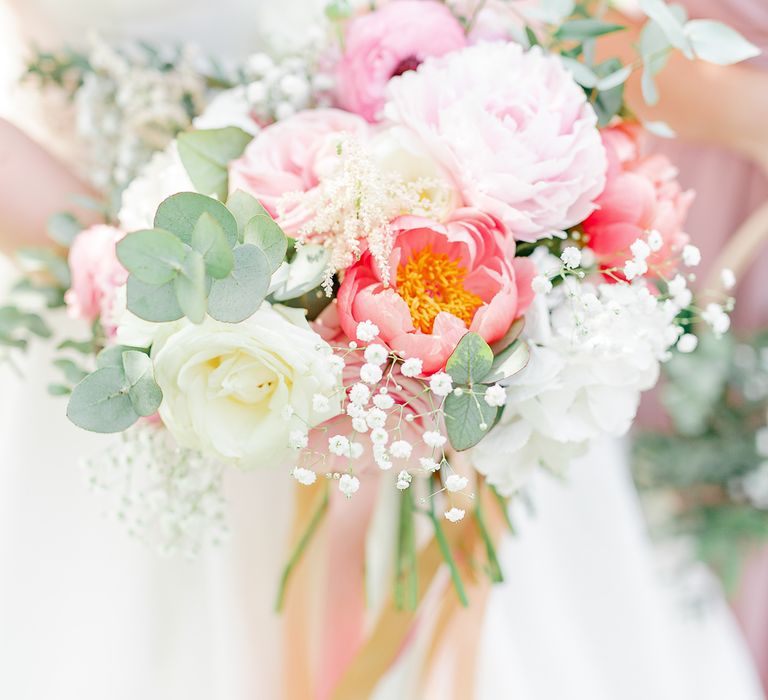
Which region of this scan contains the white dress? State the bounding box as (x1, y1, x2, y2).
(0, 2, 762, 699)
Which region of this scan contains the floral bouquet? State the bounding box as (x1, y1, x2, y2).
(4, 0, 758, 634)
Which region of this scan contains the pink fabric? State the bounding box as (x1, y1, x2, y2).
(640, 1, 768, 691)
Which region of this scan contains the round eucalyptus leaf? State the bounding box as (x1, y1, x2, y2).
(192, 212, 234, 279)
(116, 228, 187, 285)
(227, 189, 270, 241)
(126, 276, 184, 323)
(123, 350, 163, 417)
(66, 367, 139, 433)
(445, 332, 494, 386)
(244, 215, 287, 273)
(173, 249, 208, 324)
(443, 391, 500, 452)
(154, 192, 238, 247)
(208, 244, 270, 323)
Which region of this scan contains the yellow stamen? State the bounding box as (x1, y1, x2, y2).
(396, 246, 483, 333)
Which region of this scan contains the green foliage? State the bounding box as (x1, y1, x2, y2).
(443, 390, 500, 451)
(554, 19, 625, 41)
(117, 228, 188, 285)
(67, 346, 162, 433)
(0, 306, 51, 351)
(47, 212, 82, 247)
(154, 192, 238, 247)
(243, 215, 288, 274)
(685, 20, 761, 65)
(191, 212, 234, 279)
(207, 245, 270, 323)
(16, 247, 70, 288)
(126, 277, 184, 322)
(174, 249, 208, 323)
(485, 340, 530, 385)
(445, 333, 494, 386)
(177, 127, 253, 200)
(226, 189, 270, 242)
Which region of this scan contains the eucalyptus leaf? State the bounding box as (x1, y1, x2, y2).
(177, 127, 253, 200)
(639, 0, 691, 54)
(560, 56, 597, 88)
(227, 189, 270, 242)
(555, 19, 625, 41)
(641, 66, 660, 105)
(16, 248, 70, 287)
(0, 306, 51, 339)
(53, 358, 89, 384)
(122, 350, 163, 417)
(444, 391, 500, 451)
(596, 65, 632, 91)
(192, 212, 234, 279)
(97, 344, 148, 370)
(208, 244, 270, 323)
(174, 249, 207, 323)
(48, 383, 72, 396)
(644, 120, 676, 138)
(57, 338, 93, 354)
(66, 366, 139, 433)
(244, 215, 288, 273)
(116, 228, 187, 285)
(154, 192, 238, 247)
(126, 276, 184, 323)
(47, 212, 81, 247)
(270, 244, 330, 302)
(445, 332, 494, 386)
(490, 318, 525, 355)
(484, 340, 531, 385)
(685, 20, 760, 65)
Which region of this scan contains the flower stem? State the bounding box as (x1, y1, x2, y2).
(395, 488, 418, 610)
(428, 501, 469, 607)
(274, 483, 329, 612)
(474, 491, 504, 583)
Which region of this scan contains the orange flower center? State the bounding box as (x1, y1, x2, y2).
(396, 247, 483, 334)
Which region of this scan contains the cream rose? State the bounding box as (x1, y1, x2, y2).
(151, 303, 341, 467)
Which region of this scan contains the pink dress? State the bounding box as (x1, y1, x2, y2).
(652, 0, 768, 689)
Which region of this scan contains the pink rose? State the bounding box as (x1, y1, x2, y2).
(337, 208, 535, 373)
(65, 225, 127, 326)
(384, 42, 607, 241)
(582, 125, 694, 279)
(228, 109, 369, 235)
(335, 0, 467, 122)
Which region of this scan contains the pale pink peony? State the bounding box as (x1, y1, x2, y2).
(335, 0, 467, 123)
(384, 42, 607, 242)
(65, 225, 127, 325)
(337, 208, 535, 373)
(582, 124, 694, 279)
(228, 109, 369, 235)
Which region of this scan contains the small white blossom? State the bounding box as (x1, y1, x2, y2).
(390, 440, 413, 459)
(328, 435, 351, 457)
(373, 393, 395, 410)
(444, 508, 466, 523)
(375, 448, 393, 470)
(560, 246, 582, 269)
(360, 363, 384, 384)
(532, 274, 553, 295)
(312, 394, 331, 413)
(401, 357, 424, 377)
(668, 274, 687, 297)
(288, 430, 309, 450)
(350, 442, 365, 459)
(349, 383, 371, 405)
(676, 333, 698, 353)
(429, 372, 453, 397)
(445, 474, 469, 493)
(423, 430, 447, 448)
(365, 408, 387, 429)
(721, 268, 736, 291)
(364, 344, 389, 366)
(329, 355, 346, 376)
(352, 417, 369, 433)
(339, 474, 360, 497)
(623, 258, 647, 280)
(347, 403, 366, 419)
(396, 470, 412, 490)
(630, 238, 651, 261)
(419, 457, 441, 472)
(701, 303, 731, 337)
(682, 244, 701, 267)
(484, 384, 507, 407)
(648, 230, 663, 252)
(281, 406, 295, 420)
(370, 428, 389, 445)
(580, 247, 596, 268)
(275, 101, 296, 121)
(247, 52, 274, 75)
(292, 467, 317, 486)
(356, 320, 380, 342)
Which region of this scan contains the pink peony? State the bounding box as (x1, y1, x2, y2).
(582, 125, 694, 279)
(337, 208, 535, 373)
(228, 109, 369, 235)
(384, 42, 607, 241)
(65, 225, 127, 325)
(335, 0, 467, 123)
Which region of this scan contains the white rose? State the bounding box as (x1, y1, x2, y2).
(152, 303, 341, 467)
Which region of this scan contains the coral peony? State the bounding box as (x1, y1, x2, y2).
(582, 125, 693, 279)
(335, 0, 467, 122)
(65, 225, 128, 326)
(337, 208, 534, 373)
(228, 109, 369, 235)
(384, 42, 607, 241)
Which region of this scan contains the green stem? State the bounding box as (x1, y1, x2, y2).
(428, 502, 469, 607)
(490, 484, 516, 534)
(395, 488, 418, 610)
(274, 483, 329, 612)
(474, 494, 504, 584)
